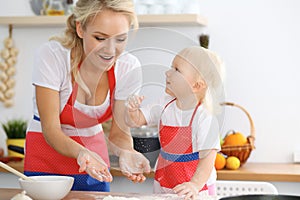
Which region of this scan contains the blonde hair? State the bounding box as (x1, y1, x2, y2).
(177, 46, 225, 115)
(51, 0, 138, 92)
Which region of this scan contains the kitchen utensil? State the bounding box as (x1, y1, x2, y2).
(29, 0, 44, 15)
(220, 194, 300, 200)
(19, 175, 74, 200)
(131, 125, 160, 168)
(0, 161, 33, 181)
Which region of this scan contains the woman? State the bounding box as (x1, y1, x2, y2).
(24, 0, 150, 191)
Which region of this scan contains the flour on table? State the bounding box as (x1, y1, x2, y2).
(103, 194, 218, 200)
(103, 195, 165, 200)
(103, 196, 140, 200)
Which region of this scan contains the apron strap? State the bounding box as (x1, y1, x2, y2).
(159, 98, 202, 127)
(188, 101, 201, 127)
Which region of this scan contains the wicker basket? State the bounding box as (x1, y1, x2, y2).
(220, 102, 256, 165)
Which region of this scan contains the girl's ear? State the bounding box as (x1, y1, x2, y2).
(76, 22, 83, 38)
(193, 80, 207, 92)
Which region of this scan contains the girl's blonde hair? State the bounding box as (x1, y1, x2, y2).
(51, 0, 138, 92)
(178, 46, 225, 115)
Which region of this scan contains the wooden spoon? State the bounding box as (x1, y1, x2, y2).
(0, 161, 34, 181)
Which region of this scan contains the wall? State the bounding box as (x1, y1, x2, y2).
(1, 0, 300, 196)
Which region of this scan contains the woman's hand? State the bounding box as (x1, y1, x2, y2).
(119, 149, 151, 183)
(173, 181, 199, 200)
(77, 148, 113, 182)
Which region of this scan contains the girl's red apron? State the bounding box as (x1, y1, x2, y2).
(155, 99, 208, 192)
(24, 66, 115, 191)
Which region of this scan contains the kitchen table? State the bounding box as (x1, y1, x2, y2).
(2, 161, 300, 182)
(0, 188, 219, 200)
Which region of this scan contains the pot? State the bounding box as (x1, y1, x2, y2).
(131, 126, 160, 168)
(220, 195, 300, 200)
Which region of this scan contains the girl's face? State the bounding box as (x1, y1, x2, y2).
(165, 55, 201, 98)
(76, 9, 130, 71)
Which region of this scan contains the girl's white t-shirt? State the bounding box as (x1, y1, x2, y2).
(28, 40, 142, 136)
(140, 94, 221, 186)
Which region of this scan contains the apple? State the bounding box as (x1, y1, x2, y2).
(219, 135, 224, 146)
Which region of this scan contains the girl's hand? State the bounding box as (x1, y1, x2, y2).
(125, 94, 144, 112)
(77, 148, 113, 182)
(173, 182, 199, 200)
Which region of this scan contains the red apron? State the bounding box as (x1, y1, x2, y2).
(155, 99, 208, 192)
(24, 66, 115, 191)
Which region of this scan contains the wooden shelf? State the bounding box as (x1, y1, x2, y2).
(0, 14, 207, 27)
(216, 162, 300, 182)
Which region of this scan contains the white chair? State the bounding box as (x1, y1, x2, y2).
(216, 180, 278, 197)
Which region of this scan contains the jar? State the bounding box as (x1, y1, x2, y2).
(46, 0, 65, 16)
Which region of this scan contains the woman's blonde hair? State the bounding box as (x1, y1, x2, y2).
(51, 0, 138, 91)
(177, 46, 225, 115)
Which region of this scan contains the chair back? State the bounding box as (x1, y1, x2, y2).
(216, 180, 278, 197)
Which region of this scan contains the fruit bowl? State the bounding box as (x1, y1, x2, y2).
(220, 102, 256, 165)
(19, 175, 74, 200)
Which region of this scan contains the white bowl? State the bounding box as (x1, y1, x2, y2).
(19, 175, 74, 200)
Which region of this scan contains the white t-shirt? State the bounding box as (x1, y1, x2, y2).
(28, 40, 142, 136)
(140, 94, 220, 185)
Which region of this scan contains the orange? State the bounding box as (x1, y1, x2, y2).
(223, 131, 247, 146)
(215, 153, 226, 170)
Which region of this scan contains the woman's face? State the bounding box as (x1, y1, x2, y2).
(77, 9, 130, 71)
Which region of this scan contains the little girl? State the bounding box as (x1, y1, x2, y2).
(125, 46, 225, 200)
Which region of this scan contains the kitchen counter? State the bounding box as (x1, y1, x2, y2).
(1, 160, 300, 182)
(0, 188, 218, 200)
(0, 189, 150, 200)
